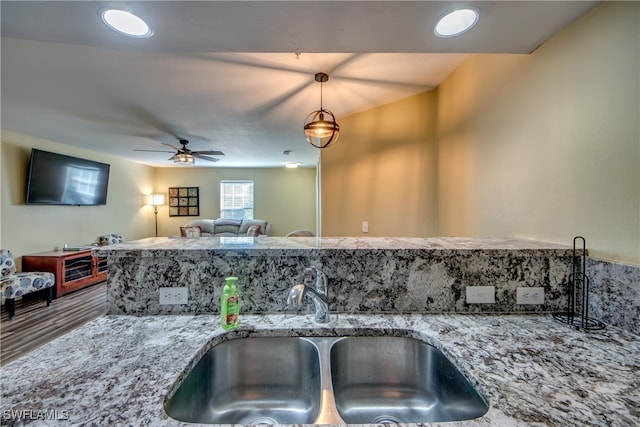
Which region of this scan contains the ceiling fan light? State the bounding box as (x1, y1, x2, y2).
(101, 9, 153, 38)
(174, 153, 194, 164)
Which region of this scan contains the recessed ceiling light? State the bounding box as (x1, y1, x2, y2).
(285, 162, 301, 169)
(435, 8, 479, 38)
(101, 9, 153, 38)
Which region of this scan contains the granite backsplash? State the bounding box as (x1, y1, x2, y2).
(586, 257, 639, 335)
(102, 237, 571, 313)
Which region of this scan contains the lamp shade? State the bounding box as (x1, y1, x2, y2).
(146, 193, 165, 206)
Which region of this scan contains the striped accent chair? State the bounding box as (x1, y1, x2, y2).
(1, 249, 55, 319)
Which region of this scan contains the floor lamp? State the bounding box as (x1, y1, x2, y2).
(146, 194, 165, 237)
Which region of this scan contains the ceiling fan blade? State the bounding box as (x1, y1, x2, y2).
(137, 137, 221, 163)
(161, 142, 181, 151)
(193, 150, 224, 156)
(193, 154, 220, 162)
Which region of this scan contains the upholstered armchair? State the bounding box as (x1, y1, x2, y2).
(1, 249, 55, 319)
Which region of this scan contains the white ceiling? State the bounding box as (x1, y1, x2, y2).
(1, 1, 598, 168)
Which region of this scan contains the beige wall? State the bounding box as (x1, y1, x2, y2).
(1, 130, 156, 262)
(321, 90, 439, 236)
(154, 167, 317, 237)
(322, 2, 639, 265)
(437, 1, 639, 264)
(1, 129, 317, 263)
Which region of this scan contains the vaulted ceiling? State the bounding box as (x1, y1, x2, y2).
(1, 1, 598, 167)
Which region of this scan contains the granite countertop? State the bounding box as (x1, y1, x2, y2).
(94, 236, 576, 257)
(1, 314, 638, 426)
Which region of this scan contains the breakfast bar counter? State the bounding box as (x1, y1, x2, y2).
(95, 237, 578, 316)
(1, 313, 638, 426)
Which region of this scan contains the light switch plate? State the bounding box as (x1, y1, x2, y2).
(466, 286, 495, 304)
(159, 287, 188, 305)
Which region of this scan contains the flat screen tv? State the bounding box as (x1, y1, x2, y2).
(26, 149, 110, 206)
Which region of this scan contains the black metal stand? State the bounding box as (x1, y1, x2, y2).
(553, 236, 605, 331)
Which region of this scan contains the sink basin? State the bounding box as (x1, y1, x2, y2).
(165, 337, 321, 424)
(166, 335, 488, 424)
(330, 336, 489, 424)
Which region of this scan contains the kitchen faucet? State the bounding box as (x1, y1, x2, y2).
(286, 267, 329, 323)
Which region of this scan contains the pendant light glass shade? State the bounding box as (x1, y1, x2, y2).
(304, 108, 340, 148)
(304, 73, 340, 149)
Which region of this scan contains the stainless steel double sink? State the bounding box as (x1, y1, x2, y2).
(165, 336, 489, 425)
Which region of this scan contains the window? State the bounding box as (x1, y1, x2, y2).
(220, 181, 254, 219)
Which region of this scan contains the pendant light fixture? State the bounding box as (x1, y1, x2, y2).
(304, 72, 340, 149)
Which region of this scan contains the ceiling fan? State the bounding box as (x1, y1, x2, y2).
(134, 139, 224, 164)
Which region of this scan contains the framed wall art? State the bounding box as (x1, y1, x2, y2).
(168, 187, 199, 217)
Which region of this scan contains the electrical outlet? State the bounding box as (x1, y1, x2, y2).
(362, 221, 369, 233)
(466, 286, 495, 304)
(159, 287, 188, 305)
(516, 287, 544, 305)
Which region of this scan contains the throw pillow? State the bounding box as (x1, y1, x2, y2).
(246, 225, 261, 237)
(99, 233, 123, 245)
(180, 226, 201, 238)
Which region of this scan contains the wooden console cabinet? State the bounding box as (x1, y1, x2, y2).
(22, 249, 107, 298)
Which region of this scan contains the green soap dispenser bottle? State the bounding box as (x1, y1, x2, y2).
(220, 276, 239, 330)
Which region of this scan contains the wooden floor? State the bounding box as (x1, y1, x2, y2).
(1, 282, 107, 367)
